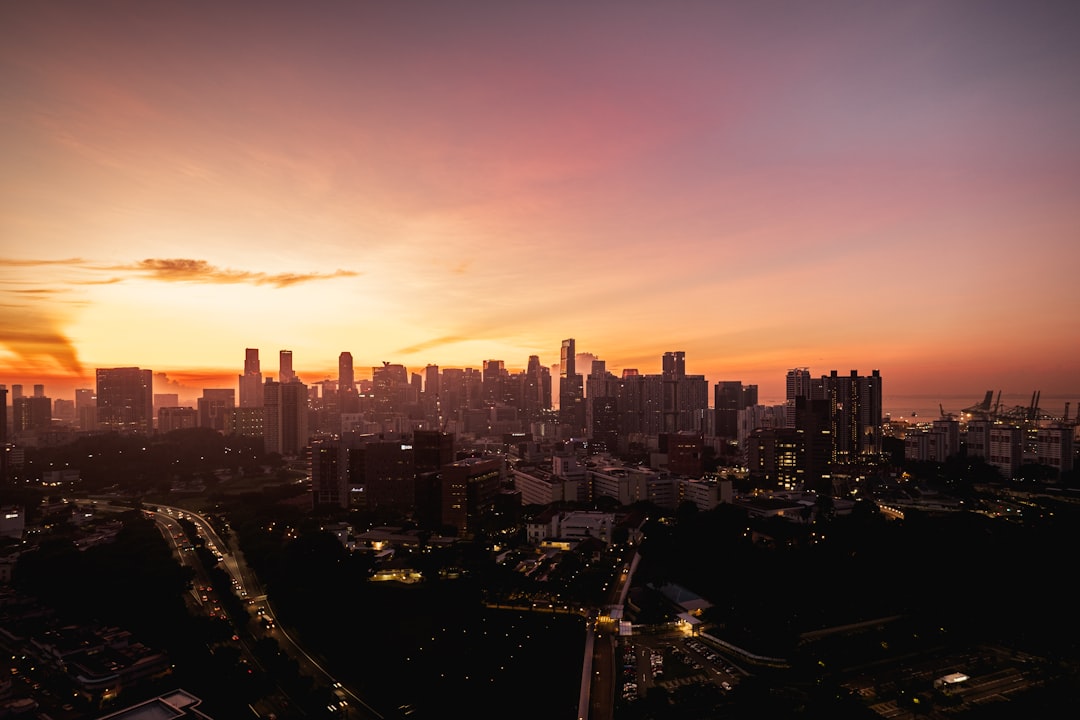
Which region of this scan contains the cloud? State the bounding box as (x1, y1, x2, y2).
(0, 320, 84, 375)
(0, 256, 355, 375)
(393, 335, 475, 356)
(110, 259, 359, 287)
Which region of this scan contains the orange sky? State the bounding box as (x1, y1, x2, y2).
(2, 1, 1078, 410)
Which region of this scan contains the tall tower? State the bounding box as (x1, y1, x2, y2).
(785, 368, 812, 428)
(279, 350, 295, 383)
(96, 367, 154, 433)
(263, 378, 309, 456)
(338, 352, 355, 393)
(0, 385, 8, 481)
(662, 351, 686, 378)
(559, 339, 584, 438)
(338, 351, 359, 414)
(239, 349, 263, 408)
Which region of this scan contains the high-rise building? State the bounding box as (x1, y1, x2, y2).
(238, 349, 263, 408)
(785, 368, 812, 428)
(96, 367, 154, 433)
(339, 352, 359, 414)
(75, 388, 96, 432)
(659, 351, 708, 434)
(159, 406, 198, 433)
(1037, 425, 1074, 476)
(263, 378, 309, 456)
(413, 430, 455, 474)
(482, 360, 507, 404)
(0, 386, 8, 482)
(372, 362, 409, 420)
(523, 355, 551, 423)
(279, 350, 295, 383)
(198, 389, 235, 432)
(662, 351, 686, 378)
(441, 457, 504, 538)
(559, 339, 585, 438)
(821, 369, 882, 461)
(13, 395, 52, 433)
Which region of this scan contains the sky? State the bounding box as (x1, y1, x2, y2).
(2, 0, 1079, 411)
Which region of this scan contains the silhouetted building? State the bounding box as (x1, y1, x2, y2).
(96, 367, 154, 433)
(715, 381, 756, 440)
(339, 351, 359, 414)
(822, 369, 883, 461)
(238, 348, 263, 408)
(13, 394, 51, 433)
(159, 406, 198, 433)
(441, 457, 504, 538)
(0, 386, 7, 481)
(414, 430, 455, 474)
(785, 368, 812, 428)
(74, 388, 96, 431)
(194, 388, 233, 432)
(263, 378, 308, 456)
(666, 431, 705, 476)
(279, 349, 295, 383)
(559, 338, 585, 438)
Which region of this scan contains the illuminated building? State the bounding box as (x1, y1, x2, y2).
(785, 368, 812, 428)
(559, 338, 585, 438)
(95, 367, 154, 433)
(263, 378, 309, 456)
(158, 406, 197, 433)
(13, 394, 51, 433)
(441, 457, 504, 538)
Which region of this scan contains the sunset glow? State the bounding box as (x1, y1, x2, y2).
(2, 1, 1078, 408)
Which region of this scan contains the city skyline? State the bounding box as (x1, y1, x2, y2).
(3, 2, 1079, 405)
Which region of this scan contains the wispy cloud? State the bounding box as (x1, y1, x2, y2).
(394, 335, 475, 356)
(0, 256, 358, 375)
(105, 258, 359, 287)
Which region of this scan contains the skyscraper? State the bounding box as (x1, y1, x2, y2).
(821, 369, 882, 461)
(239, 349, 263, 408)
(0, 386, 8, 482)
(785, 368, 812, 428)
(279, 350, 295, 383)
(559, 339, 585, 438)
(96, 367, 154, 433)
(263, 377, 309, 456)
(198, 389, 235, 432)
(339, 352, 359, 414)
(338, 352, 355, 392)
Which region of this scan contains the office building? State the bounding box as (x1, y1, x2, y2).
(96, 367, 154, 433)
(559, 338, 585, 438)
(0, 386, 7, 481)
(13, 394, 52, 433)
(785, 368, 812, 428)
(339, 351, 359, 414)
(158, 406, 198, 433)
(441, 457, 504, 538)
(197, 389, 235, 432)
(238, 348, 263, 408)
(263, 378, 309, 456)
(279, 349, 295, 383)
(821, 369, 883, 461)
